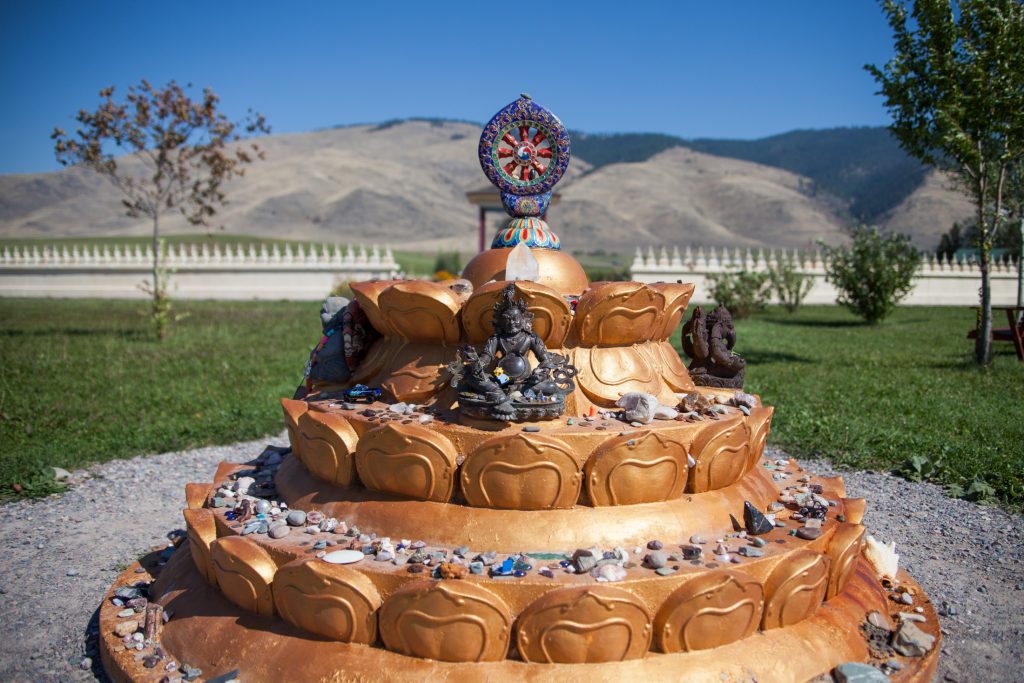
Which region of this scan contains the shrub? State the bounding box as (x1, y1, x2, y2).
(706, 270, 771, 319)
(329, 280, 353, 299)
(432, 270, 458, 281)
(821, 226, 919, 324)
(767, 257, 814, 313)
(583, 265, 630, 282)
(433, 251, 462, 276)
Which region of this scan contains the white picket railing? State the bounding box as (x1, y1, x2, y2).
(630, 246, 1021, 306)
(0, 242, 401, 300)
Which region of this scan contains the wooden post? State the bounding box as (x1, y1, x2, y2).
(479, 206, 486, 253)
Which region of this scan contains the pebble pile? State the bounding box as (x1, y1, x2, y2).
(202, 445, 855, 588)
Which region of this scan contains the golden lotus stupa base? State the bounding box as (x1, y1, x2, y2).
(97, 95, 942, 680)
(461, 247, 590, 296)
(99, 457, 942, 683)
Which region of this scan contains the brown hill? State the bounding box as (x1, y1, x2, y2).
(877, 169, 974, 245)
(0, 121, 972, 251)
(556, 147, 848, 249)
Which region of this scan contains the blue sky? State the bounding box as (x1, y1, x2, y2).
(0, 1, 898, 174)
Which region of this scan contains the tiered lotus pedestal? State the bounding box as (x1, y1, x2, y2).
(97, 93, 939, 680)
(98, 380, 940, 682)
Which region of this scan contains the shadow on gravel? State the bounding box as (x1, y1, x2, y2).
(86, 607, 111, 682)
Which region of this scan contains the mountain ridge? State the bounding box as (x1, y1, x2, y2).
(0, 119, 974, 251)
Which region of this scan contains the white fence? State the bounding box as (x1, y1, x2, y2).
(630, 246, 1021, 306)
(0, 242, 401, 300)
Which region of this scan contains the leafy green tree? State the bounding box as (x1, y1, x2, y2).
(866, 0, 1024, 362)
(821, 226, 920, 324)
(52, 81, 269, 339)
(706, 270, 771, 319)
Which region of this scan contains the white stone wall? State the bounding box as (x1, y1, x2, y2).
(0, 243, 401, 300)
(630, 246, 1020, 306)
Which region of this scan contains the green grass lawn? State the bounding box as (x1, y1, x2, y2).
(669, 305, 1023, 507)
(0, 298, 318, 497)
(1, 299, 1021, 507)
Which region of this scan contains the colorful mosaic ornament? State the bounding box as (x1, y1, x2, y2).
(500, 191, 551, 218)
(491, 217, 561, 250)
(478, 95, 571, 198)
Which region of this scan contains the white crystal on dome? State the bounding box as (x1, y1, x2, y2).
(864, 535, 899, 581)
(505, 242, 539, 281)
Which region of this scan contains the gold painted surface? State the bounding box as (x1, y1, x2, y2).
(585, 431, 690, 506)
(688, 416, 751, 493)
(378, 281, 462, 344)
(350, 280, 398, 336)
(349, 336, 401, 386)
(296, 411, 359, 486)
(275, 453, 781, 551)
(280, 397, 308, 460)
(212, 461, 249, 485)
(183, 482, 211, 510)
(102, 550, 941, 682)
(574, 346, 671, 406)
(183, 508, 217, 586)
(762, 549, 830, 630)
(462, 280, 572, 347)
(746, 406, 774, 471)
(649, 282, 695, 341)
(379, 580, 512, 662)
(460, 433, 580, 510)
(515, 586, 652, 663)
(210, 536, 277, 617)
(461, 248, 590, 297)
(355, 422, 458, 502)
(844, 498, 867, 525)
(643, 340, 696, 393)
(310, 393, 731, 472)
(273, 557, 382, 643)
(574, 282, 666, 346)
(820, 475, 847, 499)
(378, 342, 455, 404)
(654, 569, 764, 653)
(826, 523, 867, 600)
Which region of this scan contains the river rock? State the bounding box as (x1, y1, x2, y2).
(571, 548, 598, 574)
(286, 510, 307, 527)
(834, 662, 889, 682)
(743, 501, 774, 535)
(268, 524, 290, 539)
(113, 621, 139, 637)
(321, 550, 365, 565)
(644, 551, 668, 569)
(615, 392, 660, 424)
(591, 564, 627, 582)
(680, 545, 703, 560)
(892, 621, 935, 657)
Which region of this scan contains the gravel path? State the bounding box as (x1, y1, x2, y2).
(0, 439, 1020, 683)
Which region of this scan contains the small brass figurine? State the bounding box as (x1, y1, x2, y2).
(681, 305, 746, 389)
(450, 284, 576, 421)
